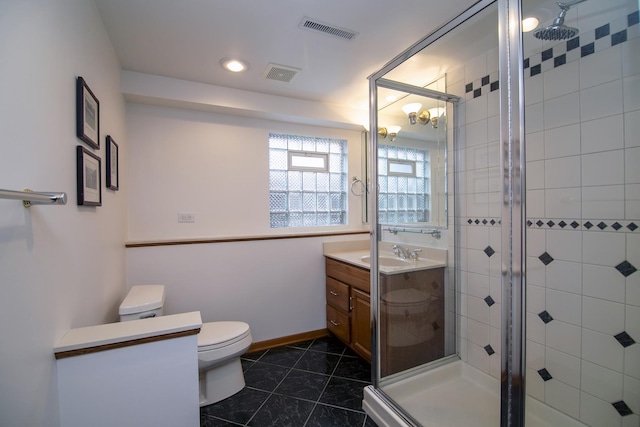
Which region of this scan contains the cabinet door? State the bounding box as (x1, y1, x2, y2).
(350, 288, 371, 361)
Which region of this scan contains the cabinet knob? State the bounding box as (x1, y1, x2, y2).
(329, 320, 341, 327)
(329, 290, 339, 296)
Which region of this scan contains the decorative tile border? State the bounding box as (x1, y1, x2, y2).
(462, 217, 639, 233)
(526, 218, 638, 233)
(464, 72, 500, 101)
(462, 217, 501, 226)
(524, 10, 639, 79)
(458, 10, 639, 101)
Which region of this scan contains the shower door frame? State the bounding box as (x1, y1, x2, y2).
(367, 0, 529, 425)
(499, 0, 526, 425)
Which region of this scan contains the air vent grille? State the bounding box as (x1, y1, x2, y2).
(262, 64, 300, 83)
(299, 17, 358, 40)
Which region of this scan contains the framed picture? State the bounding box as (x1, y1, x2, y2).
(76, 146, 102, 206)
(76, 76, 100, 149)
(106, 135, 119, 190)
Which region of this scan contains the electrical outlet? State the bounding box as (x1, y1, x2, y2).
(178, 212, 195, 223)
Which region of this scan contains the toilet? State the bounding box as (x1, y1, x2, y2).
(119, 285, 252, 407)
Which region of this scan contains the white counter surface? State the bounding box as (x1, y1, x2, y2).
(323, 240, 446, 274)
(54, 311, 202, 354)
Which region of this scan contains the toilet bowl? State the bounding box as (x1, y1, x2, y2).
(119, 285, 252, 407)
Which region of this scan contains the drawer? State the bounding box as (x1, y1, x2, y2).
(326, 277, 350, 312)
(326, 258, 370, 292)
(326, 304, 350, 343)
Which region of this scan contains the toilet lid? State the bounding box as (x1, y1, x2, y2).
(198, 321, 250, 350)
(119, 285, 165, 315)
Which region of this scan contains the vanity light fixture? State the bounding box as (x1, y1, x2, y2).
(401, 103, 422, 125)
(378, 125, 401, 142)
(401, 102, 431, 126)
(387, 125, 401, 142)
(220, 58, 249, 73)
(427, 107, 446, 129)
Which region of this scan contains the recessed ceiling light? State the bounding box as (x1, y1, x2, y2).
(220, 58, 249, 73)
(522, 17, 540, 32)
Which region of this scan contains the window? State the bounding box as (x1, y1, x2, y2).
(378, 144, 430, 223)
(387, 159, 416, 176)
(288, 151, 328, 171)
(269, 133, 347, 228)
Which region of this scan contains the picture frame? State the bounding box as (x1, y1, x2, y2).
(76, 146, 102, 206)
(76, 76, 100, 149)
(106, 135, 119, 191)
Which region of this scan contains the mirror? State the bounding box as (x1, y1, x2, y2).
(375, 76, 450, 228)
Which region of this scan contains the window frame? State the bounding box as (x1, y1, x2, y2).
(378, 143, 432, 224)
(387, 159, 416, 177)
(268, 133, 348, 229)
(287, 150, 329, 172)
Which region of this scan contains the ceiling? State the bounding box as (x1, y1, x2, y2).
(93, 0, 479, 117)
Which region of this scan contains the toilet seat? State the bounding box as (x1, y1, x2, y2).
(197, 321, 251, 352)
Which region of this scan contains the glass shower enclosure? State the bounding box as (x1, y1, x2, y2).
(363, 0, 638, 426)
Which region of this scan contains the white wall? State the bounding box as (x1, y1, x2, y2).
(126, 235, 367, 342)
(0, 1, 127, 426)
(57, 335, 199, 427)
(126, 103, 365, 240)
(125, 103, 368, 341)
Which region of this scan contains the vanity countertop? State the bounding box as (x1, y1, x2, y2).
(323, 240, 447, 275)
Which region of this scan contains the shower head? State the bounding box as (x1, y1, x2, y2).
(534, 0, 587, 41)
(534, 22, 578, 41)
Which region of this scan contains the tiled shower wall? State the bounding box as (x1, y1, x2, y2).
(523, 2, 639, 426)
(450, 1, 639, 427)
(449, 41, 503, 379)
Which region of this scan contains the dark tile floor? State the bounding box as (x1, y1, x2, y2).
(200, 335, 378, 427)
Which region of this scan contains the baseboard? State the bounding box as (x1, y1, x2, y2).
(247, 328, 329, 353)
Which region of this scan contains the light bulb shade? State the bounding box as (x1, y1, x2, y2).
(401, 103, 422, 115)
(428, 107, 445, 118)
(386, 125, 401, 142)
(522, 16, 540, 32)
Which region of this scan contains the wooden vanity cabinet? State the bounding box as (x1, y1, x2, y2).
(325, 257, 371, 361)
(379, 267, 445, 376)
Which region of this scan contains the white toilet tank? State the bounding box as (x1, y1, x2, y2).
(119, 285, 166, 322)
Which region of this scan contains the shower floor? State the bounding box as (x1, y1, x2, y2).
(363, 360, 587, 427)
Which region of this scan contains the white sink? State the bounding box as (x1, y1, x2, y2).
(360, 256, 412, 267)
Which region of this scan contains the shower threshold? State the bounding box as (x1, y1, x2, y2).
(363, 360, 587, 427)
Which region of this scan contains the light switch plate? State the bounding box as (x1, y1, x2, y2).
(178, 212, 195, 223)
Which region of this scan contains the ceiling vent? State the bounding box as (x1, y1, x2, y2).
(262, 63, 301, 83)
(298, 17, 358, 41)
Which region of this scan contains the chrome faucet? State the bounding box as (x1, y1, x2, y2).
(393, 245, 422, 261)
(392, 245, 409, 259)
